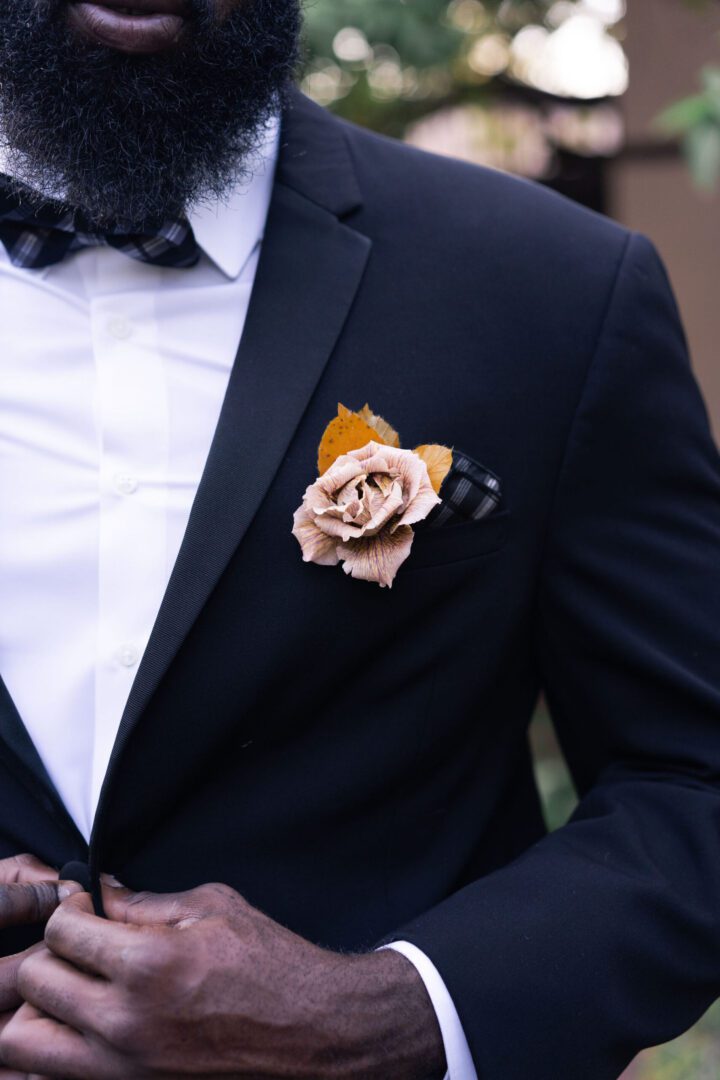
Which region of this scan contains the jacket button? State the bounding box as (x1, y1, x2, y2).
(59, 861, 93, 893)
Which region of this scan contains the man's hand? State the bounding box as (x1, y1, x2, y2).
(0, 853, 82, 1079)
(0, 854, 78, 1015)
(0, 878, 446, 1079)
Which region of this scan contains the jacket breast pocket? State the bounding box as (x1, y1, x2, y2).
(406, 509, 510, 570)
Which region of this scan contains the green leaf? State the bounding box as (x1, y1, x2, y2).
(655, 94, 712, 134)
(700, 66, 720, 120)
(686, 122, 720, 191)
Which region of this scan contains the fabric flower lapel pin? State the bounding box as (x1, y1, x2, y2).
(292, 403, 452, 588)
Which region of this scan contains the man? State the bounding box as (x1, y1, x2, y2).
(0, 0, 718, 1076)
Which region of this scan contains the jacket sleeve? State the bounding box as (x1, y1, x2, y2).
(388, 233, 720, 1079)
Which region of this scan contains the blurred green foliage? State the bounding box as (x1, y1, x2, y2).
(304, 0, 463, 70)
(657, 66, 720, 191)
(655, 0, 720, 190)
(303, 0, 720, 189)
(304, 0, 562, 66)
(301, 0, 588, 135)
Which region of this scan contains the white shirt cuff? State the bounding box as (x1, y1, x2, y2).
(379, 940, 478, 1080)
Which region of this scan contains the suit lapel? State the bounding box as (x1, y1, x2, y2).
(100, 94, 371, 791)
(0, 677, 86, 845)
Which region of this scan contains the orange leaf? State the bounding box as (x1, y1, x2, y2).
(357, 404, 401, 449)
(317, 403, 385, 475)
(413, 444, 453, 494)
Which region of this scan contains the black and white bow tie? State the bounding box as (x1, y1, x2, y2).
(0, 179, 200, 270)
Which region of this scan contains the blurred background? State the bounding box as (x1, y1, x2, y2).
(301, 2, 720, 1076)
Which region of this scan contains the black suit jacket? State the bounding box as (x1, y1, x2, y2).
(2, 89, 720, 1079)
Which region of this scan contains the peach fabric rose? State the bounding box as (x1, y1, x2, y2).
(292, 441, 441, 587)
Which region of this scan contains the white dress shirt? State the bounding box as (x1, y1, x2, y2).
(0, 118, 475, 1080)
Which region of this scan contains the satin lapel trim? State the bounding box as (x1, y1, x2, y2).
(102, 182, 371, 784)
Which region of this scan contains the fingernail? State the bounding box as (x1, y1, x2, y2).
(58, 881, 84, 899)
(100, 872, 124, 888)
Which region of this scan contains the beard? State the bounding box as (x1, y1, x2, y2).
(0, 0, 301, 228)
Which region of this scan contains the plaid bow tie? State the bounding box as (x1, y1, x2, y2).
(0, 181, 200, 270)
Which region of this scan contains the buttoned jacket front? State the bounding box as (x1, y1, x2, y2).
(1, 90, 719, 1080)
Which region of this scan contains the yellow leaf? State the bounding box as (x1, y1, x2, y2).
(317, 403, 385, 475)
(357, 404, 401, 449)
(414, 444, 453, 494)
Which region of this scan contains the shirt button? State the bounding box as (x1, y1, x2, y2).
(117, 644, 139, 668)
(113, 472, 138, 496)
(107, 316, 132, 340)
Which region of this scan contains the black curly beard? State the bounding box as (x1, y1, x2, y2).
(0, 0, 301, 228)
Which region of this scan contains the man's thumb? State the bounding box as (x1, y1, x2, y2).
(100, 875, 206, 927)
(0, 880, 83, 929)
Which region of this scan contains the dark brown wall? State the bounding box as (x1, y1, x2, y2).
(611, 0, 720, 439)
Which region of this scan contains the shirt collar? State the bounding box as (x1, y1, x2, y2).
(0, 113, 281, 282)
(187, 114, 280, 280)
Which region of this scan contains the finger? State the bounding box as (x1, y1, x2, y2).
(0, 1010, 51, 1080)
(0, 1073, 51, 1079)
(0, 1012, 35, 1080)
(0, 1073, 54, 1080)
(0, 855, 58, 887)
(17, 948, 109, 1036)
(0, 1074, 52, 1080)
(0, 1028, 51, 1080)
(44, 893, 142, 979)
(101, 875, 199, 926)
(0, 1007, 88, 1080)
(0, 1003, 119, 1080)
(0, 880, 82, 932)
(0, 942, 47, 1013)
(101, 875, 234, 927)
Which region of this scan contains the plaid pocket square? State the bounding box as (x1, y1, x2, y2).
(425, 450, 502, 528)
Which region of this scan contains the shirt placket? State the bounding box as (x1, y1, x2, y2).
(90, 274, 170, 822)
